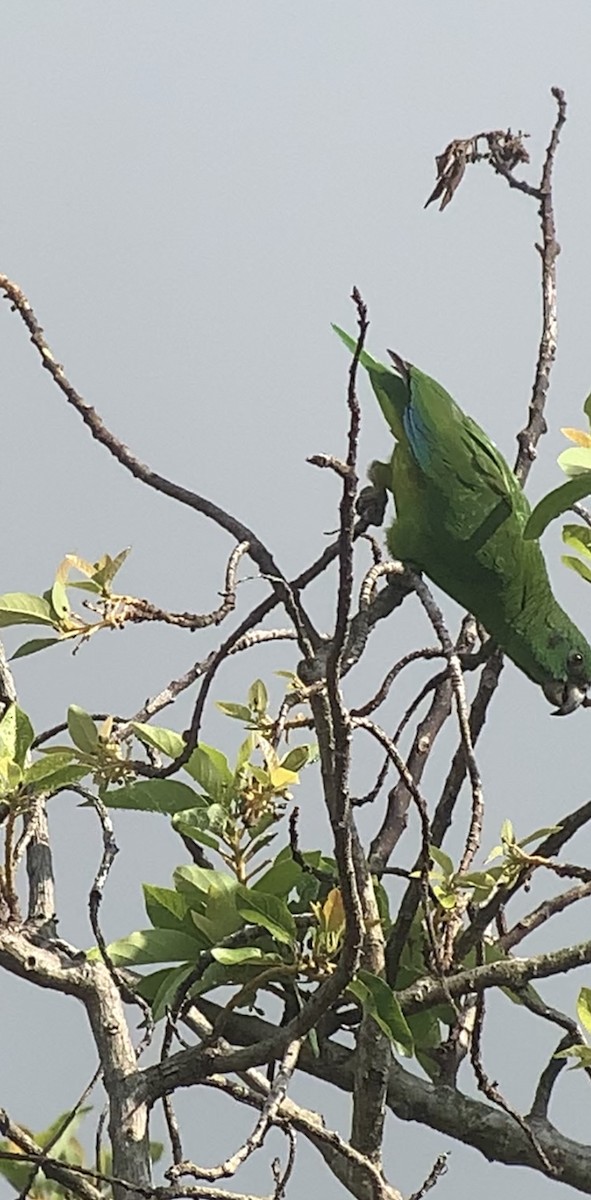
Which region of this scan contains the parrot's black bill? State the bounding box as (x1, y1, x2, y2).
(542, 680, 589, 716)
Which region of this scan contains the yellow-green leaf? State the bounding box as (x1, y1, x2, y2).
(561, 427, 591, 447)
(0, 593, 56, 628)
(557, 447, 591, 477)
(269, 766, 298, 792)
(67, 705, 98, 754)
(248, 679, 268, 717)
(562, 555, 591, 584)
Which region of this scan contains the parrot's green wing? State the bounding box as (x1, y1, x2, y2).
(333, 323, 591, 712)
(334, 325, 530, 540)
(404, 365, 529, 526)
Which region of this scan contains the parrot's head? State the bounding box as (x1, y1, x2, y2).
(538, 623, 591, 715)
(506, 604, 591, 714)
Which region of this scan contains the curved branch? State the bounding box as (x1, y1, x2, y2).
(0, 275, 315, 657)
(398, 937, 591, 1013)
(194, 1000, 591, 1194)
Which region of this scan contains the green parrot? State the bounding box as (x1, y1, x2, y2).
(334, 327, 591, 714)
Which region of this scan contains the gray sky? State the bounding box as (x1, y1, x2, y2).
(2, 4, 591, 1197)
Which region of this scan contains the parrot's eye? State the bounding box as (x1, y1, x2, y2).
(567, 650, 587, 682)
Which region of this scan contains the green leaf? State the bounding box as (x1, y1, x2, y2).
(211, 946, 267, 965)
(524, 476, 591, 539)
(455, 870, 498, 901)
(143, 885, 192, 932)
(557, 447, 591, 477)
(0, 593, 57, 628)
(349, 970, 414, 1056)
(555, 1043, 591, 1068)
(0, 1149, 34, 1191)
(67, 705, 98, 754)
(235, 733, 256, 770)
(244, 829, 277, 860)
(0, 756, 22, 790)
(24, 758, 89, 791)
(0, 704, 34, 767)
(407, 1008, 443, 1052)
(11, 636, 61, 660)
(248, 810, 277, 842)
(562, 555, 591, 584)
(89, 928, 204, 966)
(216, 702, 252, 722)
(306, 1025, 320, 1058)
(34, 745, 77, 756)
(69, 578, 103, 594)
(25, 751, 77, 780)
(135, 964, 195, 1020)
(184, 744, 234, 801)
(131, 722, 185, 759)
(39, 1108, 91, 1152)
(429, 845, 455, 878)
(275, 669, 302, 684)
(433, 887, 458, 911)
(191, 906, 241, 945)
(92, 547, 131, 589)
(373, 879, 392, 933)
(248, 679, 268, 717)
(150, 963, 196, 1020)
(251, 850, 303, 898)
(562, 524, 591, 559)
(280, 744, 313, 773)
(577, 986, 591, 1034)
(200, 877, 242, 938)
(102, 779, 200, 814)
(517, 825, 561, 848)
(39, 766, 91, 792)
(206, 801, 228, 835)
(172, 810, 221, 851)
(235, 886, 296, 946)
(51, 578, 70, 620)
(174, 865, 235, 911)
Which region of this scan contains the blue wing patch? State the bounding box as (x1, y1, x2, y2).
(402, 402, 432, 472)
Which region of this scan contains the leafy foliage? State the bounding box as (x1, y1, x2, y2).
(524, 395, 591, 564)
(0, 1108, 161, 1199)
(0, 550, 131, 659)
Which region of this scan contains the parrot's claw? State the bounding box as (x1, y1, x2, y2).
(356, 483, 388, 527)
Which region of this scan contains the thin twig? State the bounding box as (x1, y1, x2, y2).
(72, 786, 153, 1040)
(500, 880, 591, 951)
(470, 990, 556, 1175)
(407, 1152, 449, 1200)
(115, 540, 250, 630)
(166, 1040, 302, 1183)
(351, 646, 443, 720)
(325, 286, 367, 701)
(515, 88, 567, 483)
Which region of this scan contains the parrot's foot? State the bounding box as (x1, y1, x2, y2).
(356, 482, 388, 527)
(367, 458, 392, 491)
(458, 638, 497, 673)
(357, 459, 391, 526)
